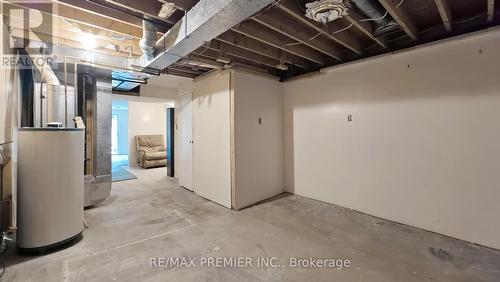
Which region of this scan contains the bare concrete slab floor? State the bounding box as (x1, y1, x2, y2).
(3, 167, 500, 281)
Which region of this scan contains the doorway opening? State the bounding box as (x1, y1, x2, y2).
(111, 100, 135, 182)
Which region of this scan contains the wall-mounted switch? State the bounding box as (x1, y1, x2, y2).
(347, 115, 352, 122)
(258, 117, 262, 125)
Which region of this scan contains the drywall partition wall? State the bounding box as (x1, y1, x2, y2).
(232, 71, 285, 210)
(140, 83, 178, 100)
(193, 71, 232, 208)
(283, 28, 500, 249)
(127, 101, 168, 167)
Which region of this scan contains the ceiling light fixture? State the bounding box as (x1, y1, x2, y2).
(305, 0, 350, 24)
(80, 33, 97, 49)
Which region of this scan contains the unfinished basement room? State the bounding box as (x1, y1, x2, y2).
(1, 0, 500, 281)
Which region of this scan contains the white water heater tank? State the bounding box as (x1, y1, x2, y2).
(17, 128, 84, 252)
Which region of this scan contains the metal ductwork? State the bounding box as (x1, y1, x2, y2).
(141, 0, 275, 70)
(350, 0, 399, 35)
(139, 19, 158, 61)
(139, 3, 176, 61)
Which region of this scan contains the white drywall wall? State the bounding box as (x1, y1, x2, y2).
(140, 83, 178, 100)
(233, 71, 285, 209)
(140, 74, 192, 100)
(283, 28, 500, 249)
(192, 71, 232, 208)
(127, 100, 169, 167)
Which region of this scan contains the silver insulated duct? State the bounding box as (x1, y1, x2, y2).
(139, 19, 158, 61)
(350, 0, 398, 35)
(143, 0, 274, 70)
(140, 3, 176, 61)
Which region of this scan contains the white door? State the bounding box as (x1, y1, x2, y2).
(180, 92, 193, 190)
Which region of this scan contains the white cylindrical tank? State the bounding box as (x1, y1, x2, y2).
(17, 128, 84, 251)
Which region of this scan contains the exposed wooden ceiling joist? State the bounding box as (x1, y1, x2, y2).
(232, 21, 329, 65)
(345, 10, 387, 48)
(167, 66, 204, 75)
(252, 13, 343, 60)
(158, 0, 199, 12)
(216, 31, 313, 69)
(9, 0, 497, 81)
(56, 0, 142, 27)
(377, 0, 418, 40)
(183, 55, 225, 69)
(4, 2, 142, 57)
(434, 0, 453, 31)
(178, 64, 212, 72)
(209, 41, 288, 70)
(63, 1, 170, 33)
(276, 0, 363, 54)
(192, 49, 283, 77)
(487, 0, 495, 22)
(212, 40, 290, 70)
(103, 0, 177, 25)
(8, 22, 136, 58)
(15, 1, 144, 38)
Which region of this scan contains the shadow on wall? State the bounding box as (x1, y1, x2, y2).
(287, 43, 495, 108)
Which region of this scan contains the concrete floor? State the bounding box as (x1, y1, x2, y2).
(3, 167, 500, 281)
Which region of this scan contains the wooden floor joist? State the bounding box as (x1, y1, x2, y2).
(232, 21, 329, 65)
(377, 0, 418, 40)
(345, 10, 387, 48)
(7, 0, 498, 80)
(488, 0, 496, 22)
(252, 13, 343, 60)
(276, 0, 364, 54)
(434, 0, 453, 31)
(216, 31, 313, 69)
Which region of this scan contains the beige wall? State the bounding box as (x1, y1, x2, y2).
(193, 71, 232, 208)
(140, 83, 178, 100)
(283, 28, 500, 249)
(233, 71, 285, 209)
(182, 70, 285, 209)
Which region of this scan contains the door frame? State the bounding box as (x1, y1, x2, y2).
(179, 91, 193, 191)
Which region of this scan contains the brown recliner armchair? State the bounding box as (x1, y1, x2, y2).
(135, 135, 167, 168)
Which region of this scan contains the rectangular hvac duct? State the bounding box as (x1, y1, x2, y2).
(144, 0, 275, 70)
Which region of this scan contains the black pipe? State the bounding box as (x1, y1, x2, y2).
(17, 49, 35, 128)
(112, 78, 148, 84)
